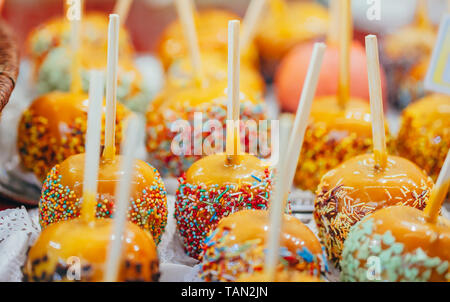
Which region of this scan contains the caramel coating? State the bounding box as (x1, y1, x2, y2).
(294, 96, 392, 191)
(39, 153, 168, 243)
(397, 94, 450, 181)
(314, 153, 434, 266)
(166, 53, 265, 99)
(18, 92, 128, 181)
(200, 209, 327, 282)
(157, 9, 259, 69)
(23, 218, 159, 282)
(342, 206, 450, 282)
(185, 153, 268, 187)
(255, 1, 328, 65)
(175, 154, 273, 259)
(384, 26, 436, 62)
(27, 13, 134, 74)
(146, 81, 268, 178)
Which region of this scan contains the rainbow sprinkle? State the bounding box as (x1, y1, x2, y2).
(39, 165, 168, 244)
(175, 168, 273, 259)
(146, 99, 268, 178)
(199, 226, 328, 282)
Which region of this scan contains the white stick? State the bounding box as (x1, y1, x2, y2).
(240, 0, 267, 51)
(174, 0, 203, 83)
(104, 14, 120, 161)
(365, 35, 387, 169)
(281, 43, 326, 202)
(226, 20, 241, 159)
(265, 43, 326, 280)
(114, 0, 133, 24)
(424, 149, 450, 222)
(265, 115, 291, 279)
(81, 71, 104, 222)
(434, 150, 450, 198)
(104, 115, 142, 282)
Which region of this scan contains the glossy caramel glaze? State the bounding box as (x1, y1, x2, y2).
(27, 13, 134, 70)
(18, 91, 128, 181)
(309, 96, 373, 137)
(384, 25, 436, 62)
(39, 154, 168, 243)
(146, 82, 268, 178)
(294, 96, 392, 191)
(23, 218, 159, 282)
(256, 1, 329, 63)
(185, 153, 269, 187)
(213, 209, 322, 254)
(342, 206, 450, 281)
(58, 154, 163, 200)
(157, 9, 259, 69)
(314, 153, 434, 266)
(175, 154, 273, 259)
(166, 52, 265, 99)
(200, 209, 328, 282)
(397, 94, 450, 181)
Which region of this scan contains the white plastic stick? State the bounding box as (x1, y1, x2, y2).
(104, 115, 142, 282)
(424, 149, 450, 223)
(114, 0, 133, 24)
(265, 115, 291, 280)
(240, 0, 267, 51)
(226, 20, 241, 159)
(174, 0, 203, 84)
(81, 71, 104, 223)
(104, 14, 120, 161)
(265, 43, 326, 280)
(365, 35, 387, 169)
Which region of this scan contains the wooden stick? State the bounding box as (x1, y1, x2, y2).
(69, 1, 82, 94)
(104, 115, 141, 282)
(113, 0, 133, 24)
(265, 115, 291, 281)
(265, 43, 326, 281)
(240, 0, 267, 51)
(424, 149, 450, 223)
(80, 71, 104, 224)
(174, 0, 203, 86)
(103, 14, 120, 161)
(365, 35, 387, 169)
(327, 0, 340, 45)
(226, 20, 241, 165)
(337, 0, 352, 109)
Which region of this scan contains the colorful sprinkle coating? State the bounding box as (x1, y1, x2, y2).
(314, 182, 431, 266)
(18, 106, 126, 181)
(294, 123, 394, 192)
(146, 98, 269, 178)
(341, 217, 450, 282)
(39, 165, 168, 244)
(397, 96, 450, 182)
(175, 168, 273, 259)
(199, 227, 328, 282)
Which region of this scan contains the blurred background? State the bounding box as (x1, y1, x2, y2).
(2, 0, 448, 56)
